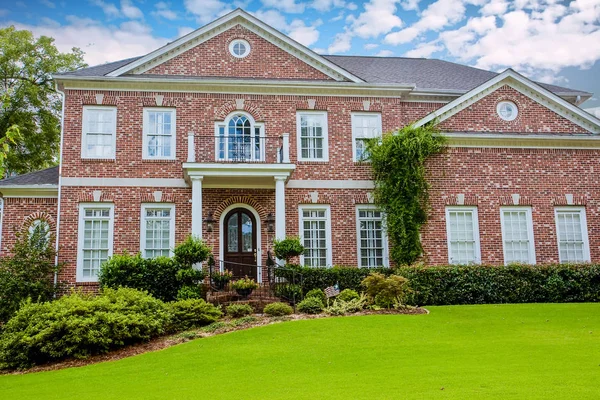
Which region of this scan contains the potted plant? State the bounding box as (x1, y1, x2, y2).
(211, 269, 233, 291)
(232, 276, 259, 299)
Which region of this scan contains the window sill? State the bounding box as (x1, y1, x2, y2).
(81, 158, 115, 163)
(297, 160, 329, 165)
(142, 159, 179, 163)
(75, 280, 100, 285)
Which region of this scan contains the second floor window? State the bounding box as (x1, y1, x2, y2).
(215, 112, 264, 162)
(143, 108, 176, 159)
(297, 111, 328, 161)
(352, 113, 382, 161)
(82, 106, 116, 159)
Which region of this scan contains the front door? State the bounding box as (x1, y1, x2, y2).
(223, 208, 257, 279)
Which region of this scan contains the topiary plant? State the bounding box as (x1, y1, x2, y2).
(337, 289, 360, 302)
(273, 237, 305, 263)
(304, 288, 327, 304)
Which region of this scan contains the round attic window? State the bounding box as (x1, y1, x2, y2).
(229, 39, 250, 58)
(496, 101, 518, 121)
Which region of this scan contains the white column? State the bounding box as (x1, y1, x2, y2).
(275, 176, 286, 240)
(281, 133, 290, 163)
(191, 176, 203, 238)
(187, 132, 195, 163)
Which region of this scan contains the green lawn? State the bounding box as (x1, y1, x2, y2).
(2, 303, 599, 399)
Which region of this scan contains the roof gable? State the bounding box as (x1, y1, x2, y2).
(415, 69, 600, 134)
(107, 9, 362, 83)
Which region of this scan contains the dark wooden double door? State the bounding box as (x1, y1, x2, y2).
(223, 208, 257, 280)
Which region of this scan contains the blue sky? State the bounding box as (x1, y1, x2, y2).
(1, 0, 599, 107)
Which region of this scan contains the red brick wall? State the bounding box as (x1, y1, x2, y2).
(143, 25, 333, 81)
(0, 198, 58, 255)
(438, 85, 588, 133)
(422, 147, 600, 264)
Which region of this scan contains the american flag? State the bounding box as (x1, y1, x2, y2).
(324, 284, 340, 298)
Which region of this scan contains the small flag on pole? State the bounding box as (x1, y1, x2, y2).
(324, 284, 340, 298)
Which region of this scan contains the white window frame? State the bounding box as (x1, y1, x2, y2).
(351, 112, 382, 162)
(298, 204, 332, 267)
(296, 111, 329, 162)
(140, 203, 175, 258)
(554, 206, 590, 263)
(500, 207, 536, 265)
(81, 106, 117, 159)
(445, 206, 481, 265)
(356, 205, 389, 267)
(77, 203, 115, 283)
(143, 108, 177, 160)
(214, 112, 265, 162)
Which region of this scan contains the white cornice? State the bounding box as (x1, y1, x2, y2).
(61, 177, 188, 187)
(415, 69, 600, 134)
(106, 9, 363, 83)
(0, 185, 58, 198)
(443, 132, 600, 149)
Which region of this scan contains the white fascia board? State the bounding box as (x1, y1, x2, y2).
(183, 162, 296, 178)
(443, 132, 600, 149)
(414, 69, 600, 133)
(105, 9, 363, 83)
(0, 185, 59, 198)
(61, 177, 188, 187)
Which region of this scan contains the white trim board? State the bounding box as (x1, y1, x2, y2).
(286, 180, 375, 189)
(106, 9, 363, 83)
(415, 69, 600, 134)
(61, 177, 188, 188)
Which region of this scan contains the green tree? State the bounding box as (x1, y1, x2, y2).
(0, 26, 86, 177)
(366, 124, 446, 265)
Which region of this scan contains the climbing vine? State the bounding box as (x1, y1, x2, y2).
(366, 124, 446, 265)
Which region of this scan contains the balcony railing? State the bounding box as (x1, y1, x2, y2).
(187, 133, 290, 163)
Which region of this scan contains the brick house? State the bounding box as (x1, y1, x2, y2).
(1, 9, 600, 292)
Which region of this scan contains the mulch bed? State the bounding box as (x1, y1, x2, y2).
(4, 307, 428, 375)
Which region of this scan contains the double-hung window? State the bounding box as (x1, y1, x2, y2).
(500, 207, 536, 264)
(77, 204, 114, 282)
(446, 206, 481, 264)
(297, 111, 328, 161)
(555, 207, 590, 263)
(352, 113, 382, 161)
(141, 204, 175, 258)
(143, 108, 176, 159)
(82, 106, 116, 159)
(356, 206, 388, 267)
(299, 205, 332, 267)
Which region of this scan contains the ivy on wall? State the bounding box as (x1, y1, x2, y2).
(366, 124, 446, 265)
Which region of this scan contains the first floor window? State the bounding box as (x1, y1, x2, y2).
(357, 206, 388, 267)
(297, 112, 328, 161)
(143, 108, 176, 159)
(501, 207, 536, 264)
(141, 204, 175, 258)
(299, 205, 331, 267)
(446, 207, 480, 264)
(78, 204, 114, 282)
(82, 106, 116, 159)
(352, 113, 382, 161)
(555, 207, 590, 263)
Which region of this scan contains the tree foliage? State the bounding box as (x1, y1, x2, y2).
(366, 124, 446, 265)
(0, 26, 86, 176)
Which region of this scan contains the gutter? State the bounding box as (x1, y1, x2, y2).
(53, 82, 66, 293)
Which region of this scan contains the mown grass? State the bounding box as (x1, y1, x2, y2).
(2, 303, 599, 399)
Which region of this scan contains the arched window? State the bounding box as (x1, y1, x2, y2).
(215, 112, 264, 162)
(28, 219, 52, 250)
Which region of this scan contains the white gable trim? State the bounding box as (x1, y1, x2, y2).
(415, 69, 600, 134)
(107, 9, 363, 83)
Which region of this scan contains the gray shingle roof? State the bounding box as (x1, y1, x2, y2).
(0, 166, 59, 186)
(55, 54, 590, 97)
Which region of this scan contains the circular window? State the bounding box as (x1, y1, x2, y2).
(497, 101, 518, 121)
(229, 39, 250, 58)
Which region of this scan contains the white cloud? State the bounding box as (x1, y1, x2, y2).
(480, 0, 508, 16)
(91, 0, 121, 18)
(377, 49, 394, 56)
(120, 0, 143, 19)
(404, 43, 443, 58)
(327, 31, 352, 53)
(177, 26, 195, 37)
(364, 43, 379, 50)
(152, 2, 178, 21)
(184, 0, 232, 24)
(350, 0, 403, 38)
(261, 0, 305, 13)
(252, 9, 288, 31)
(288, 19, 322, 46)
(311, 0, 347, 11)
(400, 0, 420, 11)
(8, 16, 168, 66)
(40, 0, 56, 8)
(346, 2, 357, 10)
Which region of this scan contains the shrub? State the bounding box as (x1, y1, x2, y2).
(226, 303, 254, 318)
(304, 288, 327, 304)
(362, 273, 410, 308)
(177, 285, 204, 300)
(297, 297, 324, 314)
(0, 288, 169, 370)
(0, 230, 61, 323)
(324, 295, 367, 316)
(337, 289, 360, 302)
(99, 236, 210, 302)
(273, 283, 303, 303)
(263, 302, 293, 316)
(273, 237, 305, 262)
(167, 299, 222, 332)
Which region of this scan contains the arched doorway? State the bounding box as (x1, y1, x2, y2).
(223, 207, 258, 279)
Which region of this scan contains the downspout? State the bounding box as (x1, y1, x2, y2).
(53, 82, 66, 293)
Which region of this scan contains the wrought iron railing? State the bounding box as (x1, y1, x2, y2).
(186, 133, 291, 164)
